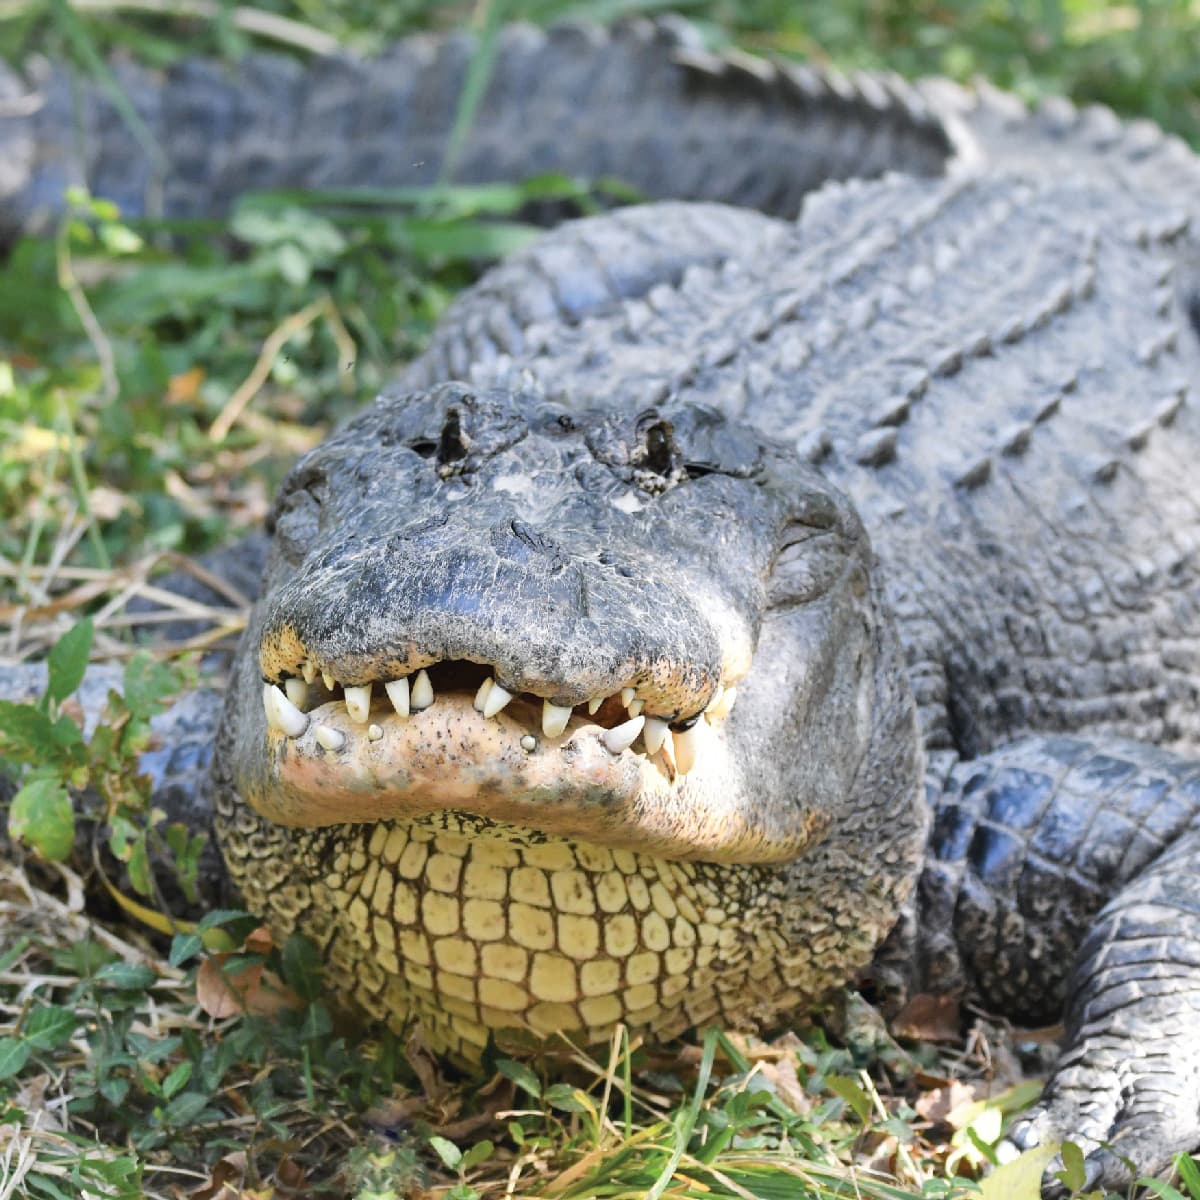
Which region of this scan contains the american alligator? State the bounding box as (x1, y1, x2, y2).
(4, 17, 1200, 1197)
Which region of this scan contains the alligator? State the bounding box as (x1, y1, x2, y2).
(3, 17, 1200, 1197)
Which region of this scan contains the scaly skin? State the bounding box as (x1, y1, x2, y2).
(4, 19, 1200, 1197)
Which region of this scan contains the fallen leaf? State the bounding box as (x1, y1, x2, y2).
(892, 992, 962, 1041)
(167, 367, 205, 404)
(189, 1150, 247, 1199)
(757, 1052, 812, 1116)
(195, 954, 300, 1019)
(916, 1080, 977, 1125)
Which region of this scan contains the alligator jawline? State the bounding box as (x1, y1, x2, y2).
(250, 690, 823, 865)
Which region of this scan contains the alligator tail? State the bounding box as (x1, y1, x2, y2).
(0, 17, 963, 240)
(2, 17, 1195, 245)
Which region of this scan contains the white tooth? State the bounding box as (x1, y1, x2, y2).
(542, 701, 573, 738)
(263, 683, 309, 737)
(411, 669, 434, 711)
(344, 683, 372, 724)
(643, 717, 670, 756)
(626, 698, 645, 717)
(314, 724, 345, 751)
(474, 677, 494, 712)
(620, 686, 636, 706)
(385, 678, 410, 718)
(483, 682, 514, 719)
(285, 678, 309, 709)
(520, 734, 537, 752)
(602, 715, 644, 755)
(367, 723, 384, 742)
(587, 696, 604, 715)
(673, 723, 704, 774)
(705, 686, 738, 723)
(301, 660, 318, 685)
(704, 684, 725, 713)
(322, 670, 336, 691)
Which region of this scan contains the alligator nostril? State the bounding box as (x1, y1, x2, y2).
(437, 408, 469, 466)
(643, 420, 676, 477)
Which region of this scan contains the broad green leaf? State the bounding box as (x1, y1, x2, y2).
(168, 933, 203, 967)
(275, 242, 311, 286)
(459, 1140, 494, 1171)
(161, 1060, 193, 1100)
(0, 1038, 31, 1080)
(543, 1083, 595, 1115)
(21, 1006, 78, 1050)
(46, 617, 93, 704)
(494, 1057, 541, 1099)
(94, 961, 157, 990)
(8, 776, 75, 861)
(979, 1144, 1060, 1200)
(1057, 1140, 1087, 1193)
(282, 934, 323, 1001)
(161, 1090, 210, 1126)
(429, 1135, 462, 1170)
(122, 652, 185, 719)
(98, 223, 144, 255)
(825, 1074, 874, 1126)
(0, 701, 61, 761)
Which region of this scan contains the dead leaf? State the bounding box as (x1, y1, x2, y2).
(167, 367, 205, 404)
(757, 1053, 811, 1116)
(195, 954, 301, 1019)
(243, 925, 276, 955)
(188, 1151, 247, 1200)
(915, 1080, 977, 1125)
(892, 992, 962, 1041)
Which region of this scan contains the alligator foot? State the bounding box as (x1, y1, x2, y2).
(1003, 823, 1200, 1197)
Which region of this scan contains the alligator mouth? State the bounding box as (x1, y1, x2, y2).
(246, 655, 801, 865)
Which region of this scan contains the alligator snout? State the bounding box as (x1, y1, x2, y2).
(258, 499, 743, 727)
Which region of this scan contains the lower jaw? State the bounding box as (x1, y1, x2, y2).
(250, 695, 799, 864)
(300, 808, 815, 1063)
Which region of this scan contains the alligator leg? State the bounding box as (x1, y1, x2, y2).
(877, 734, 1200, 1193)
(1005, 821, 1200, 1194)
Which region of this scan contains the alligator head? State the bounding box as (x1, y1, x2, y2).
(217, 381, 923, 1052)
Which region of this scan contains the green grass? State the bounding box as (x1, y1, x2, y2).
(2, 2, 1200, 1198)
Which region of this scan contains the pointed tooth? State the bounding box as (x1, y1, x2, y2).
(385, 678, 410, 718)
(520, 734, 537, 752)
(620, 687, 636, 706)
(602, 715, 644, 755)
(301, 660, 318, 685)
(626, 698, 644, 717)
(483, 682, 514, 719)
(263, 683, 309, 737)
(474, 677, 494, 712)
(367, 723, 384, 742)
(284, 678, 309, 710)
(411, 669, 434, 711)
(542, 701, 573, 738)
(344, 683, 372, 723)
(643, 717, 670, 756)
(705, 686, 738, 723)
(322, 670, 336, 691)
(703, 684, 725, 713)
(314, 724, 345, 751)
(673, 723, 704, 775)
(587, 696, 604, 715)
